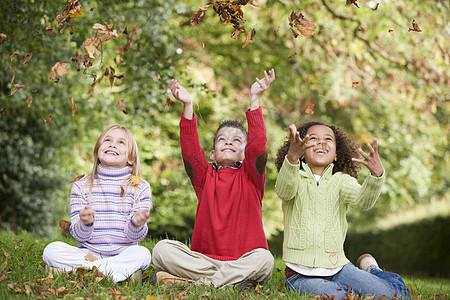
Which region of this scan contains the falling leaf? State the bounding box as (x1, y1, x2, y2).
(202, 41, 205, 48)
(408, 19, 422, 32)
(34, 27, 40, 34)
(120, 186, 125, 197)
(372, 3, 380, 10)
(109, 66, 115, 87)
(0, 107, 6, 115)
(28, 99, 32, 108)
(289, 11, 316, 38)
(352, 81, 360, 89)
(84, 252, 98, 262)
(242, 28, 256, 48)
(131, 176, 141, 187)
(276, 25, 281, 35)
(157, 74, 162, 80)
(288, 52, 297, 59)
(0, 33, 7, 43)
(10, 84, 24, 96)
(322, 142, 328, 152)
(117, 98, 127, 114)
(46, 23, 54, 34)
(44, 116, 52, 123)
(71, 97, 76, 117)
(21, 53, 33, 65)
(70, 174, 85, 183)
(9, 66, 15, 84)
(69, 8, 82, 18)
(10, 52, 21, 62)
(345, 0, 359, 8)
(305, 104, 315, 114)
(50, 62, 69, 79)
(165, 98, 172, 111)
(231, 29, 243, 39)
(290, 28, 299, 38)
(388, 29, 394, 33)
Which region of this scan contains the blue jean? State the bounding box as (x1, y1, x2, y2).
(285, 263, 411, 299)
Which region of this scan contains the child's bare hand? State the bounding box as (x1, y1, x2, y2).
(286, 124, 314, 164)
(250, 69, 276, 96)
(169, 79, 192, 105)
(352, 138, 384, 177)
(80, 206, 95, 226)
(131, 209, 150, 227)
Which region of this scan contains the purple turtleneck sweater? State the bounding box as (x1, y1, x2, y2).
(69, 165, 152, 255)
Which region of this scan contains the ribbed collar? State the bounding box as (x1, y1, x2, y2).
(300, 162, 334, 179)
(97, 165, 131, 179)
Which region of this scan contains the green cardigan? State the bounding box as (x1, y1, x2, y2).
(275, 156, 385, 269)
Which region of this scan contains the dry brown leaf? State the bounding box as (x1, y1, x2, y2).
(44, 116, 52, 123)
(0, 107, 6, 115)
(21, 53, 33, 65)
(10, 84, 24, 96)
(242, 28, 256, 48)
(296, 20, 316, 37)
(10, 66, 15, 84)
(120, 186, 125, 197)
(70, 174, 85, 183)
(305, 103, 315, 114)
(165, 98, 172, 111)
(28, 98, 32, 108)
(0, 33, 7, 43)
(372, 3, 380, 10)
(352, 81, 360, 89)
(71, 97, 76, 117)
(345, 0, 359, 8)
(130, 175, 141, 187)
(46, 23, 54, 34)
(84, 252, 98, 262)
(408, 19, 422, 32)
(322, 142, 327, 152)
(201, 41, 205, 48)
(50, 62, 69, 79)
(117, 98, 127, 114)
(10, 52, 21, 62)
(288, 52, 297, 59)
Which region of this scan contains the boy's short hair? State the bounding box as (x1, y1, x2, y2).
(213, 120, 248, 148)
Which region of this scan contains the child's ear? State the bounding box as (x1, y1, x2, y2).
(209, 150, 215, 161)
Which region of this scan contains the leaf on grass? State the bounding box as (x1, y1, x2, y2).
(117, 98, 128, 114)
(352, 81, 360, 89)
(242, 28, 256, 48)
(50, 62, 69, 79)
(10, 52, 21, 62)
(71, 97, 76, 117)
(21, 53, 33, 65)
(305, 104, 315, 114)
(408, 19, 422, 32)
(288, 52, 297, 59)
(84, 252, 98, 262)
(0, 33, 7, 43)
(70, 174, 84, 183)
(10, 84, 24, 96)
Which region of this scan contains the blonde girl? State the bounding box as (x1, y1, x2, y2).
(43, 125, 152, 283)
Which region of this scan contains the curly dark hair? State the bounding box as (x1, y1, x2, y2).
(213, 120, 248, 148)
(275, 121, 361, 178)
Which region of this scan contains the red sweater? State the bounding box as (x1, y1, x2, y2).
(180, 108, 269, 261)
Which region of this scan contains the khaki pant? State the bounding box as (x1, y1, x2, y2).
(152, 239, 274, 288)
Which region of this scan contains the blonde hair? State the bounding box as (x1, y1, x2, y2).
(85, 125, 141, 205)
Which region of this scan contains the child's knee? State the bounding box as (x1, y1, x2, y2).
(42, 241, 66, 263)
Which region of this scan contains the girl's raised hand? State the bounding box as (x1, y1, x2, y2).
(169, 79, 192, 105)
(352, 138, 384, 177)
(286, 124, 313, 164)
(132, 209, 150, 227)
(80, 206, 95, 226)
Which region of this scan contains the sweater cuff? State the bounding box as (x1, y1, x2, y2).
(245, 107, 264, 127)
(180, 112, 198, 133)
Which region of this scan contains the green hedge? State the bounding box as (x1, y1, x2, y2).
(268, 216, 450, 278)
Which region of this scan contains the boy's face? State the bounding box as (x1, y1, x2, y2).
(302, 125, 337, 175)
(210, 126, 246, 166)
(98, 128, 133, 169)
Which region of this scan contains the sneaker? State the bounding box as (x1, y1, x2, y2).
(149, 270, 193, 286)
(130, 269, 142, 285)
(234, 280, 258, 292)
(356, 253, 381, 272)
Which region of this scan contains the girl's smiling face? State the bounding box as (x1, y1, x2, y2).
(97, 128, 132, 169)
(303, 125, 337, 175)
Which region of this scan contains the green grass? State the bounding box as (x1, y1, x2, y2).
(0, 231, 448, 299)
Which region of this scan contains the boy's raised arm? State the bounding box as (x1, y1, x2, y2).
(169, 79, 193, 119)
(249, 69, 275, 110)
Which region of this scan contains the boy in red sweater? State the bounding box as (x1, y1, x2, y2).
(151, 69, 276, 290)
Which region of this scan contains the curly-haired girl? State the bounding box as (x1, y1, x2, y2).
(275, 122, 410, 299)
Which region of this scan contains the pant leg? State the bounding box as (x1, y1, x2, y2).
(370, 268, 411, 299)
(42, 241, 91, 270)
(333, 263, 411, 300)
(211, 248, 274, 287)
(90, 245, 151, 283)
(285, 273, 348, 298)
(152, 240, 274, 288)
